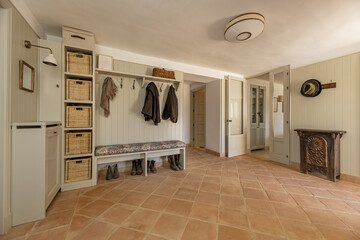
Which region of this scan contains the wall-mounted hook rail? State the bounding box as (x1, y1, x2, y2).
(96, 69, 181, 91)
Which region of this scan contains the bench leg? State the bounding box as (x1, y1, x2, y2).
(143, 153, 147, 176)
(180, 148, 186, 170)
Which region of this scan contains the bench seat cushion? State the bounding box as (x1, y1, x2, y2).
(95, 140, 185, 156)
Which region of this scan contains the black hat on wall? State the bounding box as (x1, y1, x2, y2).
(300, 79, 322, 97)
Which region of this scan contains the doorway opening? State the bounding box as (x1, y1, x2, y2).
(192, 88, 206, 148)
(247, 76, 270, 160)
(246, 65, 290, 164)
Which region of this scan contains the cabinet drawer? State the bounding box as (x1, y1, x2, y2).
(62, 26, 95, 49)
(65, 131, 92, 155)
(65, 157, 91, 182)
(66, 52, 92, 75)
(65, 106, 92, 128)
(66, 79, 92, 101)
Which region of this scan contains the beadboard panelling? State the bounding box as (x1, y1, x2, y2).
(290, 53, 360, 177)
(11, 6, 38, 122)
(95, 60, 183, 147)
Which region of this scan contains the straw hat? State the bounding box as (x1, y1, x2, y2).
(300, 79, 322, 97)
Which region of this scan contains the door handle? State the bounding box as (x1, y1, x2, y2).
(227, 120, 232, 123)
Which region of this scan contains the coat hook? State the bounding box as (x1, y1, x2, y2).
(132, 80, 135, 90)
(160, 83, 164, 92)
(120, 78, 123, 88)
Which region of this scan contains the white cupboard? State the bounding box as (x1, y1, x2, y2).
(11, 122, 61, 226)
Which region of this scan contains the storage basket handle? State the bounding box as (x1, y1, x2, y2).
(75, 81, 83, 85)
(75, 160, 83, 164)
(75, 54, 84, 58)
(76, 134, 83, 137)
(71, 34, 85, 40)
(76, 107, 83, 110)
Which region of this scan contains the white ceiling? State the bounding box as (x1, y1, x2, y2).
(23, 0, 360, 77)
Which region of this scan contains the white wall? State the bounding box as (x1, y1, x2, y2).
(10, 3, 38, 122)
(290, 52, 360, 177)
(205, 79, 222, 153)
(182, 83, 190, 144)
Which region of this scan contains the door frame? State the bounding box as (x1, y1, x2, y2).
(190, 86, 206, 147)
(0, 7, 12, 234)
(225, 75, 247, 157)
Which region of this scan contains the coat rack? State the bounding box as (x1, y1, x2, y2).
(96, 68, 181, 91)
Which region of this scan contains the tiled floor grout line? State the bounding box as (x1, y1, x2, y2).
(6, 148, 360, 240)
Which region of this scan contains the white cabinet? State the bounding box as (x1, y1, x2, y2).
(11, 122, 61, 226)
(38, 39, 62, 121)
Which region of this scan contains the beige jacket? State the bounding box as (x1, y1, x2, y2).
(100, 77, 117, 117)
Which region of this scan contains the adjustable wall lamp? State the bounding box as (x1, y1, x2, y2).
(24, 40, 58, 66)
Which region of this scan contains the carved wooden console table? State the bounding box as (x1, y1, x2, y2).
(295, 129, 346, 181)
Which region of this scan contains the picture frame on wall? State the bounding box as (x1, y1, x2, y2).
(19, 60, 35, 92)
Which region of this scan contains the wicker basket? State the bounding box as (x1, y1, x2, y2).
(65, 131, 92, 155)
(65, 157, 91, 182)
(66, 79, 92, 101)
(152, 68, 175, 79)
(66, 51, 92, 75)
(65, 106, 92, 128)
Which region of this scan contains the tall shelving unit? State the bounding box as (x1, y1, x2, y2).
(61, 43, 97, 191)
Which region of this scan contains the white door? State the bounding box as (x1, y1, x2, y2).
(226, 76, 247, 157)
(250, 85, 266, 150)
(269, 66, 290, 164)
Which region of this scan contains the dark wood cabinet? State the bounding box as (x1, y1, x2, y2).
(295, 129, 346, 181)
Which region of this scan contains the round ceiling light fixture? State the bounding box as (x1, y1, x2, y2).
(224, 13, 265, 43)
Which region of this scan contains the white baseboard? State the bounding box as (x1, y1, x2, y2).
(0, 212, 12, 235)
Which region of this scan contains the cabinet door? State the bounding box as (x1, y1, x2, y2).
(45, 127, 61, 208)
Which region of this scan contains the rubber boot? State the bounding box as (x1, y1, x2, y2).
(136, 160, 143, 175)
(147, 161, 151, 174)
(106, 165, 113, 180)
(131, 160, 137, 176)
(169, 156, 179, 171)
(113, 164, 119, 179)
(150, 160, 157, 173)
(175, 155, 183, 171)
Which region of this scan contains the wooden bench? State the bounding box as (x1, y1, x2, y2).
(94, 141, 186, 179)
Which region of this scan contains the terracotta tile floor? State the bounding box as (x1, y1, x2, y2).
(2, 147, 360, 240)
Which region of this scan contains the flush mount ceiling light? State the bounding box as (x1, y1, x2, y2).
(224, 13, 265, 42)
(24, 40, 58, 66)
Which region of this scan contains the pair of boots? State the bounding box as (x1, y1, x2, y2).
(147, 160, 157, 173)
(106, 164, 119, 180)
(131, 160, 143, 176)
(169, 155, 183, 171)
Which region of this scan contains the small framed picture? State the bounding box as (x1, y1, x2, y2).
(19, 60, 35, 92)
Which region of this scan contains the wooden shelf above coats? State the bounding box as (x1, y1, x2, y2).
(95, 68, 181, 90)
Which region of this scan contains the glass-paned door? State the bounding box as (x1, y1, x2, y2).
(250, 85, 266, 150)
